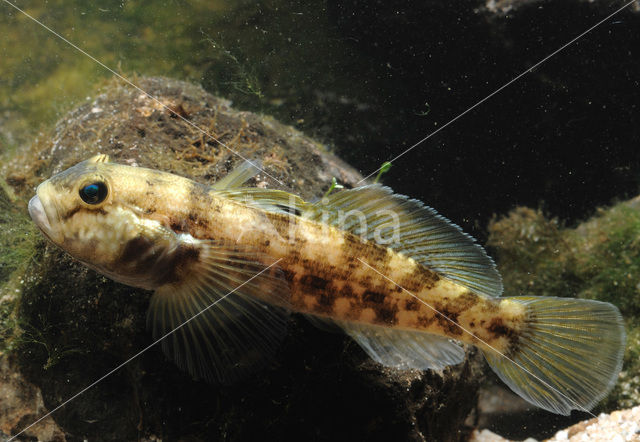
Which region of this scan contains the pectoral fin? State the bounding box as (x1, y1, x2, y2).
(147, 239, 291, 384)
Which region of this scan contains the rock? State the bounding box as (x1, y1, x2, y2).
(1, 77, 484, 441)
(0, 354, 65, 441)
(471, 406, 640, 441)
(546, 406, 640, 441)
(484, 0, 640, 15)
(474, 382, 590, 440)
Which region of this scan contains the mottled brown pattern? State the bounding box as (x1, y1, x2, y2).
(299, 274, 330, 291)
(374, 304, 399, 326)
(80, 162, 525, 352)
(340, 284, 357, 298)
(416, 314, 436, 328)
(62, 206, 107, 221)
(119, 236, 154, 264)
(434, 308, 463, 336)
(402, 265, 441, 293)
(487, 318, 515, 339)
(61, 206, 81, 221)
(405, 299, 420, 311)
(362, 290, 386, 304)
(153, 242, 201, 286)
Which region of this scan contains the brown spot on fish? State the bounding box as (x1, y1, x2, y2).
(120, 236, 154, 263)
(167, 103, 189, 119)
(340, 284, 357, 299)
(417, 314, 435, 328)
(186, 211, 209, 229)
(436, 309, 463, 336)
(362, 290, 385, 305)
(405, 298, 420, 311)
(170, 219, 188, 233)
(375, 304, 399, 326)
(154, 242, 201, 286)
(406, 266, 441, 292)
(487, 318, 515, 339)
(62, 206, 81, 221)
(300, 274, 330, 291)
(62, 207, 107, 221)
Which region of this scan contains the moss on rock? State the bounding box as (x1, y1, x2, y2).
(1, 76, 484, 441)
(487, 202, 640, 411)
(0, 178, 37, 355)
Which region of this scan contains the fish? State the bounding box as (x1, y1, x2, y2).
(28, 154, 626, 415)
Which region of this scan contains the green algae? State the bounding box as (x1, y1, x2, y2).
(0, 0, 373, 163)
(487, 202, 640, 411)
(0, 178, 38, 354)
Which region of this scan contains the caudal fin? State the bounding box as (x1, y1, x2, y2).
(482, 296, 626, 415)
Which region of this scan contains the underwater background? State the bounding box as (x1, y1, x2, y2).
(1, 1, 639, 441)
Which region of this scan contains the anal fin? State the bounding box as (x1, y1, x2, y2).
(307, 315, 465, 370)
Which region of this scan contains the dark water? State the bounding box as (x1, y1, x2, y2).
(2, 1, 638, 239)
(1, 1, 639, 440)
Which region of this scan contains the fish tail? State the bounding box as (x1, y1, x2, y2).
(482, 296, 626, 415)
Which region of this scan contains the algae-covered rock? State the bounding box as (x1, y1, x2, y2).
(0, 179, 35, 355)
(1, 77, 484, 441)
(0, 181, 64, 441)
(487, 203, 640, 412)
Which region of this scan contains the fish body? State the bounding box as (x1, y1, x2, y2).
(29, 155, 626, 415)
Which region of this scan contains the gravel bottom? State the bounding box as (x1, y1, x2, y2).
(470, 406, 640, 442)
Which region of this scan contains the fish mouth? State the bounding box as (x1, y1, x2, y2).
(28, 195, 62, 243)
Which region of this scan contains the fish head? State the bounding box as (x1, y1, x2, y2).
(29, 154, 174, 287)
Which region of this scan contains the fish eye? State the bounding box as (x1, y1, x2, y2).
(79, 181, 108, 205)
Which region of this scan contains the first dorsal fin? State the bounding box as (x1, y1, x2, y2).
(211, 160, 262, 190)
(214, 187, 307, 216)
(302, 184, 503, 297)
(210, 159, 306, 215)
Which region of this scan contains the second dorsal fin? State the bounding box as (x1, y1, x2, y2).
(302, 184, 503, 297)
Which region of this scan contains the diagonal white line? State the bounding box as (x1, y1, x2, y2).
(7, 258, 283, 441)
(356, 257, 596, 417)
(2, 0, 624, 435)
(358, 0, 639, 184)
(0, 0, 285, 187)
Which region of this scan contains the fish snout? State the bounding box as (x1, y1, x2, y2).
(29, 195, 62, 243)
